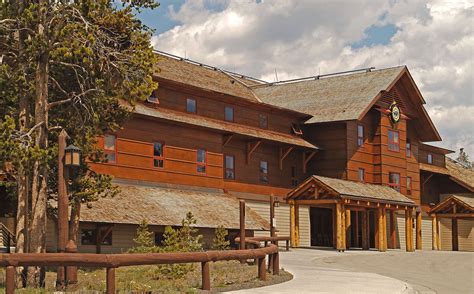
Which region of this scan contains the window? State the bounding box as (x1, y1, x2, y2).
(427, 153, 433, 164)
(358, 168, 365, 182)
(407, 177, 412, 195)
(186, 98, 196, 113)
(259, 114, 268, 129)
(357, 125, 364, 147)
(260, 161, 268, 183)
(406, 141, 411, 157)
(80, 228, 112, 246)
(154, 232, 164, 246)
(291, 166, 298, 187)
(147, 91, 159, 104)
(225, 106, 234, 122)
(388, 172, 401, 192)
(388, 130, 400, 151)
(197, 149, 206, 173)
(153, 142, 164, 168)
(104, 134, 116, 163)
(225, 155, 235, 180)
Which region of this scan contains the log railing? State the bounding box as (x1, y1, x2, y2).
(0, 223, 15, 254)
(0, 242, 279, 294)
(240, 236, 291, 251)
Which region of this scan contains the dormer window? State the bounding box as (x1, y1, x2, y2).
(186, 98, 196, 113)
(357, 125, 364, 147)
(292, 123, 303, 135)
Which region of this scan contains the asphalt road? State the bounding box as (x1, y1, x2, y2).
(228, 248, 474, 294)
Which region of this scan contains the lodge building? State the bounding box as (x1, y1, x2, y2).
(1, 51, 473, 253)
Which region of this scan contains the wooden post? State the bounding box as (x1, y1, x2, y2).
(377, 207, 385, 252)
(6, 266, 15, 294)
(57, 130, 68, 288)
(332, 206, 337, 248)
(416, 211, 422, 250)
(106, 267, 116, 294)
(258, 257, 267, 281)
(405, 209, 413, 252)
(361, 209, 369, 250)
(354, 211, 359, 248)
(345, 208, 351, 249)
(272, 251, 280, 275)
(390, 210, 396, 249)
(383, 208, 388, 251)
(432, 214, 438, 250)
(270, 195, 276, 238)
(452, 218, 459, 251)
(201, 261, 211, 290)
(290, 200, 296, 247)
(336, 202, 345, 251)
(239, 200, 245, 250)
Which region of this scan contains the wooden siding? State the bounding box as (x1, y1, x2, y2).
(440, 218, 452, 251)
(421, 215, 433, 250)
(458, 219, 473, 252)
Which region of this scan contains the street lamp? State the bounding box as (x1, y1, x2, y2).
(64, 144, 81, 167)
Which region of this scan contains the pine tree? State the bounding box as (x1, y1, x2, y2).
(456, 148, 472, 169)
(129, 220, 157, 253)
(212, 225, 230, 250)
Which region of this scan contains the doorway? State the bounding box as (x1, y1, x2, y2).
(310, 207, 333, 247)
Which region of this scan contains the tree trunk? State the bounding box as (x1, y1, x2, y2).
(70, 199, 81, 244)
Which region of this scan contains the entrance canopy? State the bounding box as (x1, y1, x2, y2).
(430, 194, 474, 218)
(288, 175, 416, 207)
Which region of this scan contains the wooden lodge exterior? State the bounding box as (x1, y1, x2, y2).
(1, 51, 472, 253)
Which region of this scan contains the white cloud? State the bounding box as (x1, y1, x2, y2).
(152, 0, 474, 156)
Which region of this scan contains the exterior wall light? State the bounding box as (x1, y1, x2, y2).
(64, 144, 81, 167)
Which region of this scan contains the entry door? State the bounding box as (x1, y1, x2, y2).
(310, 207, 333, 247)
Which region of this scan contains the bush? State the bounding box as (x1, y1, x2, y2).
(212, 225, 230, 250)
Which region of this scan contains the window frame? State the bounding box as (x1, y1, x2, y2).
(196, 148, 207, 174)
(407, 176, 412, 195)
(259, 114, 268, 129)
(80, 228, 112, 246)
(224, 154, 235, 180)
(388, 129, 400, 152)
(186, 98, 197, 113)
(152, 141, 165, 169)
(104, 134, 117, 164)
(427, 153, 433, 164)
(357, 125, 364, 147)
(388, 172, 401, 192)
(259, 160, 269, 184)
(224, 106, 234, 122)
(406, 141, 411, 158)
(358, 168, 365, 182)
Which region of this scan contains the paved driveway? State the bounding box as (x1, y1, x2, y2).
(228, 249, 473, 294)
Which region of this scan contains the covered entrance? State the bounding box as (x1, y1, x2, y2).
(430, 193, 474, 251)
(288, 175, 417, 252)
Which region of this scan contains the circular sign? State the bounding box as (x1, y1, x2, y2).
(390, 102, 401, 124)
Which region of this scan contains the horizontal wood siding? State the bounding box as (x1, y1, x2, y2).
(298, 206, 311, 247)
(440, 218, 452, 251)
(458, 219, 473, 252)
(421, 215, 433, 250)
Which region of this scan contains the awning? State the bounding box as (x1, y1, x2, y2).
(430, 193, 474, 218)
(287, 175, 416, 206)
(77, 182, 270, 231)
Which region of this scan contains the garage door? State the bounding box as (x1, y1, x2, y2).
(421, 216, 433, 250)
(439, 218, 452, 251)
(458, 219, 473, 252)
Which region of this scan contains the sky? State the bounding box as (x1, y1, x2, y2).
(136, 0, 473, 157)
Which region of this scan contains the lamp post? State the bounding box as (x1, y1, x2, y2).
(56, 131, 81, 289)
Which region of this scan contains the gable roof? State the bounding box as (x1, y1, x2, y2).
(446, 158, 474, 191)
(78, 182, 270, 230)
(253, 66, 405, 124)
(288, 175, 415, 206)
(430, 193, 474, 214)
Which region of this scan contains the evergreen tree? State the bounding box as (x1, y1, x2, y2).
(129, 219, 158, 253)
(212, 225, 230, 250)
(0, 0, 158, 285)
(456, 148, 472, 169)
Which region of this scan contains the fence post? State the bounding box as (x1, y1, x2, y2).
(257, 257, 266, 281)
(201, 261, 211, 291)
(272, 251, 280, 275)
(106, 267, 116, 294)
(6, 266, 15, 294)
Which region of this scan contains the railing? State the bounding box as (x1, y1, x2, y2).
(240, 236, 291, 251)
(0, 241, 280, 294)
(0, 223, 15, 253)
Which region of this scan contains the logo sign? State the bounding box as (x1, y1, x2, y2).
(389, 102, 401, 124)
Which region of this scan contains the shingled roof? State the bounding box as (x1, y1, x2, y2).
(79, 182, 270, 230)
(446, 158, 474, 191)
(253, 66, 405, 124)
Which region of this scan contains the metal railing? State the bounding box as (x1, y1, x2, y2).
(0, 223, 15, 253)
(0, 239, 280, 294)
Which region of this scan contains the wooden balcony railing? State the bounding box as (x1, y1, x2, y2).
(1, 240, 280, 294)
(0, 223, 15, 253)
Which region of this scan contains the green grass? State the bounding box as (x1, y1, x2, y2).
(0, 261, 292, 293)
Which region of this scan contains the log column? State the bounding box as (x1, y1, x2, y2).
(290, 200, 299, 248)
(336, 202, 345, 252)
(432, 213, 439, 250)
(416, 210, 422, 250)
(405, 209, 414, 252)
(361, 209, 369, 250)
(452, 218, 459, 251)
(389, 210, 396, 249)
(377, 207, 386, 252)
(345, 208, 351, 249)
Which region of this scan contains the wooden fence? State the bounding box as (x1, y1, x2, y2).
(0, 241, 280, 293)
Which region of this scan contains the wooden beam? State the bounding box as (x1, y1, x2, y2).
(279, 146, 294, 170)
(246, 140, 262, 164)
(422, 173, 434, 187)
(345, 208, 351, 249)
(405, 209, 413, 252)
(336, 202, 344, 251)
(223, 134, 234, 147)
(295, 199, 338, 205)
(436, 213, 474, 218)
(416, 211, 422, 250)
(361, 209, 369, 250)
(377, 207, 385, 252)
(302, 151, 317, 174)
(432, 214, 438, 250)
